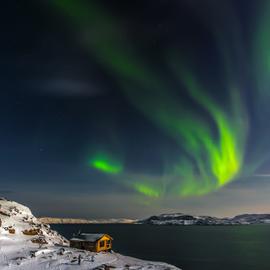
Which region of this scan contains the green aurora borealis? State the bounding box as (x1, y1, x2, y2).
(89, 152, 123, 174)
(51, 0, 270, 198)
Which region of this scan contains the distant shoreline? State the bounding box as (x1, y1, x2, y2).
(38, 217, 136, 224)
(39, 213, 270, 225)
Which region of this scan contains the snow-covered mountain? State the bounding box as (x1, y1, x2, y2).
(138, 213, 270, 225)
(231, 214, 270, 224)
(0, 198, 179, 270)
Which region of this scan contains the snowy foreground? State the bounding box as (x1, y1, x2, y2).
(0, 198, 180, 270)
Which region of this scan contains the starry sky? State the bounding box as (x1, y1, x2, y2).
(3, 0, 270, 219)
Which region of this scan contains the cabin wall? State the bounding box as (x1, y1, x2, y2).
(70, 240, 82, 249)
(96, 236, 112, 252)
(70, 241, 97, 252)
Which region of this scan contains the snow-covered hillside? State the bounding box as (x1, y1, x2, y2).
(0, 198, 180, 270)
(138, 213, 270, 225)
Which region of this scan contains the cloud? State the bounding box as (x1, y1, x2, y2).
(31, 78, 105, 97)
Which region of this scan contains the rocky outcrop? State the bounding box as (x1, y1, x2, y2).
(0, 198, 68, 246)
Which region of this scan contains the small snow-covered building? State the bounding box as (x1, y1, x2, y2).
(70, 233, 113, 252)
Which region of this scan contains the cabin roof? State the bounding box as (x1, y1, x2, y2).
(70, 233, 112, 242)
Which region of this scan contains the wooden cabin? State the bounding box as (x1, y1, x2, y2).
(70, 233, 113, 252)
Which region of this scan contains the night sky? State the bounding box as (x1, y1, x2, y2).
(2, 0, 270, 219)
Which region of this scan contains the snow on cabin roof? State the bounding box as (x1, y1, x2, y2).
(70, 233, 112, 242)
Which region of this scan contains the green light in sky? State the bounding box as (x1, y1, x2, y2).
(133, 183, 161, 198)
(89, 153, 123, 174)
(176, 69, 245, 189)
(51, 0, 262, 198)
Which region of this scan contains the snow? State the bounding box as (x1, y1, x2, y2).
(138, 212, 270, 225)
(0, 198, 180, 270)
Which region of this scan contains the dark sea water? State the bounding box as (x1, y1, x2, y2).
(51, 224, 270, 270)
